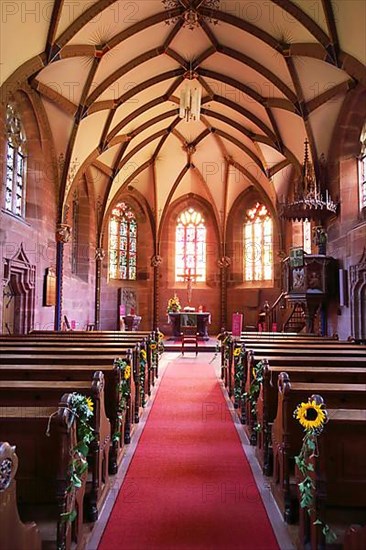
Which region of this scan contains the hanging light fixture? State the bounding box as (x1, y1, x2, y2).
(162, 0, 220, 30)
(179, 80, 202, 122)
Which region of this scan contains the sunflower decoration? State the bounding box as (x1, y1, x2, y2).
(294, 395, 328, 434)
(140, 349, 147, 361)
(294, 395, 336, 543)
(158, 332, 165, 342)
(85, 396, 94, 413)
(150, 342, 157, 350)
(123, 365, 131, 380)
(233, 347, 241, 357)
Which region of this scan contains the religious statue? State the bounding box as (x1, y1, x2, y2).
(181, 268, 197, 306)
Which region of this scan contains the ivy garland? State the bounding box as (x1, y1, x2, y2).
(139, 349, 147, 407)
(293, 397, 337, 544)
(244, 360, 264, 433)
(112, 359, 131, 443)
(233, 346, 246, 405)
(61, 393, 95, 523)
(150, 333, 164, 373)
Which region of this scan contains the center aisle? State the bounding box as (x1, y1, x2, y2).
(98, 357, 281, 550)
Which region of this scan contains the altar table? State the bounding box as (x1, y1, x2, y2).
(168, 312, 211, 340)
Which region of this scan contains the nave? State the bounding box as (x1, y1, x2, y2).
(89, 352, 292, 550)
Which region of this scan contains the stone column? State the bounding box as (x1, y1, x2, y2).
(151, 254, 162, 330)
(95, 247, 105, 330)
(218, 256, 231, 330)
(54, 223, 71, 330)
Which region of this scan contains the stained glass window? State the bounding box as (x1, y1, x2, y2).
(5, 104, 26, 217)
(243, 203, 273, 282)
(175, 208, 206, 282)
(109, 202, 137, 280)
(360, 124, 366, 210)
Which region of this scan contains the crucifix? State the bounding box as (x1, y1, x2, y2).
(180, 267, 197, 306)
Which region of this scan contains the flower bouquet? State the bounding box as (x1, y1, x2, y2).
(167, 293, 181, 312)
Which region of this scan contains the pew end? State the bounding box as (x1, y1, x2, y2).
(0, 442, 42, 550)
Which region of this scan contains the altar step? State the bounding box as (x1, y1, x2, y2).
(163, 337, 217, 353)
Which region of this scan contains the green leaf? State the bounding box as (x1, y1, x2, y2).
(76, 442, 89, 457)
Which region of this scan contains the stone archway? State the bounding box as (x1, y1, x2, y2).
(350, 248, 366, 342)
(2, 243, 35, 334)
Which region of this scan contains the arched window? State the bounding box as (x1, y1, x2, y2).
(109, 202, 137, 280)
(243, 203, 273, 282)
(175, 207, 206, 282)
(359, 124, 366, 211)
(5, 104, 27, 217)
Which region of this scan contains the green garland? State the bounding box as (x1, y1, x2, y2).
(139, 349, 147, 407)
(150, 333, 164, 371)
(244, 359, 264, 433)
(61, 393, 95, 522)
(112, 359, 131, 443)
(294, 398, 337, 544)
(233, 346, 246, 404)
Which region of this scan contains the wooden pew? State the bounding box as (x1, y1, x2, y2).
(296, 408, 366, 549)
(220, 333, 354, 393)
(343, 524, 366, 550)
(270, 373, 366, 523)
(0, 442, 42, 550)
(241, 350, 366, 438)
(0, 334, 156, 398)
(0, 395, 87, 550)
(0, 345, 143, 424)
(256, 364, 366, 475)
(0, 372, 111, 521)
(0, 355, 132, 474)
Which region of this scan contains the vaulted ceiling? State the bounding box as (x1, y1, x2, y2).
(1, 0, 365, 238)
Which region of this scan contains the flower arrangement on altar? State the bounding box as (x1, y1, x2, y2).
(167, 293, 181, 312)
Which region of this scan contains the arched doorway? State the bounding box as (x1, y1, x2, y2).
(2, 244, 35, 334)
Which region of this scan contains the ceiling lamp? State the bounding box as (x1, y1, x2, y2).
(280, 140, 338, 223)
(179, 76, 202, 122)
(162, 0, 220, 30)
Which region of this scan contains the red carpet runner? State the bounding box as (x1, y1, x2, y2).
(99, 359, 279, 549)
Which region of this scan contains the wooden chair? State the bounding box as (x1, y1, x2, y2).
(181, 325, 199, 356)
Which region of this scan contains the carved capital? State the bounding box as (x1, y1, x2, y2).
(95, 247, 105, 261)
(217, 256, 231, 269)
(56, 223, 71, 243)
(151, 254, 163, 267)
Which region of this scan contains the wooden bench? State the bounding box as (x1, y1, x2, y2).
(0, 371, 111, 521)
(271, 373, 366, 523)
(256, 364, 366, 476)
(220, 333, 349, 391)
(241, 351, 366, 437)
(0, 333, 156, 397)
(0, 395, 87, 550)
(0, 354, 132, 474)
(227, 347, 365, 429)
(296, 408, 366, 549)
(0, 442, 42, 550)
(0, 345, 144, 424)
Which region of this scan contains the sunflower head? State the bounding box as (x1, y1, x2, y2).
(85, 397, 94, 413)
(158, 332, 164, 341)
(140, 349, 147, 360)
(124, 366, 131, 380)
(294, 396, 328, 433)
(150, 342, 157, 350)
(233, 347, 241, 357)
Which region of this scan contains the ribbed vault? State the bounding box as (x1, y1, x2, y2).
(1, 0, 365, 243)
